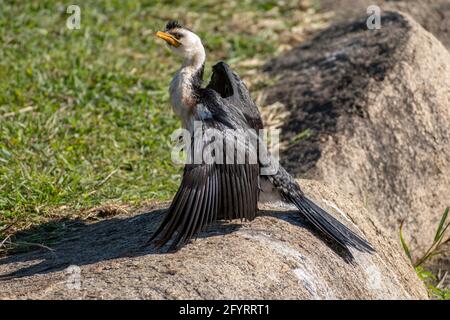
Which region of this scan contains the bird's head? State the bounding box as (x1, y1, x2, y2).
(156, 21, 205, 63)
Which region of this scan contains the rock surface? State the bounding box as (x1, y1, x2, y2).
(320, 0, 450, 49)
(263, 11, 450, 256)
(0, 180, 427, 299)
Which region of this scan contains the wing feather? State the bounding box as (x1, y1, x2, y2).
(206, 61, 263, 130)
(150, 125, 259, 249)
(149, 69, 262, 249)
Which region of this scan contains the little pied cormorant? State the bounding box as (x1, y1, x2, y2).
(150, 20, 374, 254)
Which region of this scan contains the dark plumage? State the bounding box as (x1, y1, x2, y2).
(165, 20, 183, 31)
(151, 23, 375, 254)
(149, 86, 259, 250)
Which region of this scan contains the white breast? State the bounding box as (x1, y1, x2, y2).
(169, 67, 197, 124)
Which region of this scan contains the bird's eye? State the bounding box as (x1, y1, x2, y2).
(172, 32, 183, 40)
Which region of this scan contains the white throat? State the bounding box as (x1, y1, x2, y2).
(169, 48, 206, 128)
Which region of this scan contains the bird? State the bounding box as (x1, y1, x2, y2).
(150, 20, 374, 254)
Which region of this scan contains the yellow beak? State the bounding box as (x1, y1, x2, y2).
(156, 31, 181, 47)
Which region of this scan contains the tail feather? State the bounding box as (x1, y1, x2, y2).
(290, 194, 374, 253)
(267, 166, 374, 253)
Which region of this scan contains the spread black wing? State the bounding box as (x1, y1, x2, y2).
(207, 61, 374, 253)
(149, 92, 259, 250)
(207, 61, 263, 130)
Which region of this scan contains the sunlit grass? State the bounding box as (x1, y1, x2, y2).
(0, 0, 321, 232)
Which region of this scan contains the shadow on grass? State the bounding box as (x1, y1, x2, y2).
(0, 207, 354, 280)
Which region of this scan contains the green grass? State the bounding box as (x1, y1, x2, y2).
(400, 207, 450, 300)
(0, 0, 319, 233)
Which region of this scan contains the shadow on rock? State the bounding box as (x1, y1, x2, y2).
(0, 208, 241, 280)
(0, 206, 358, 280)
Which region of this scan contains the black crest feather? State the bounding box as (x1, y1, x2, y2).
(166, 20, 183, 30)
